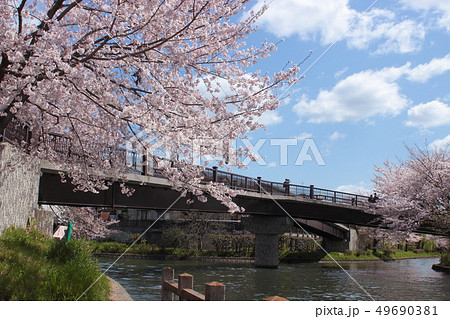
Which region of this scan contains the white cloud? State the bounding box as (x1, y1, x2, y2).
(293, 68, 409, 123)
(336, 182, 371, 195)
(406, 53, 450, 82)
(329, 131, 346, 141)
(334, 67, 348, 79)
(294, 132, 314, 140)
(406, 101, 450, 128)
(347, 9, 425, 54)
(258, 110, 283, 126)
(292, 54, 450, 124)
(267, 162, 277, 168)
(430, 135, 450, 150)
(250, 0, 425, 54)
(250, 0, 354, 44)
(401, 0, 450, 32)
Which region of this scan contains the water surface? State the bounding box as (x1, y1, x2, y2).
(98, 257, 449, 301)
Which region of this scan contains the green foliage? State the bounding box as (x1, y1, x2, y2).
(210, 234, 254, 257)
(323, 251, 379, 260)
(128, 243, 157, 255)
(0, 227, 109, 301)
(161, 225, 195, 250)
(91, 241, 128, 253)
(128, 233, 147, 245)
(440, 251, 450, 266)
(344, 249, 353, 256)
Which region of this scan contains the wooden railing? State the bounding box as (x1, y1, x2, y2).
(162, 267, 225, 301)
(161, 267, 287, 301)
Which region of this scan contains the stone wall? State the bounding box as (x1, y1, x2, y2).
(34, 209, 54, 236)
(0, 142, 40, 235)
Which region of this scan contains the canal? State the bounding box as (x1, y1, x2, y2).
(98, 257, 449, 301)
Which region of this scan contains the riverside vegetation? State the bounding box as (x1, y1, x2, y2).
(90, 227, 444, 263)
(0, 226, 109, 301)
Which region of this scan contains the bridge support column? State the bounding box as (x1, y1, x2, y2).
(322, 226, 359, 252)
(242, 215, 293, 268)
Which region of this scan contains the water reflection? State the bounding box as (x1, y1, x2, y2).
(98, 258, 449, 301)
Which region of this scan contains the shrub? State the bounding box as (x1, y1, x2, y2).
(344, 249, 353, 256)
(161, 226, 188, 249)
(129, 243, 156, 255)
(0, 227, 109, 301)
(440, 251, 450, 266)
(210, 234, 254, 256)
(383, 249, 396, 257)
(94, 241, 128, 253)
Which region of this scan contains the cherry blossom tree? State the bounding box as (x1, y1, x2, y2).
(373, 145, 449, 236)
(0, 0, 299, 212)
(56, 206, 119, 240)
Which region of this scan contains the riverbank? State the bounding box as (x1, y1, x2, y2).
(94, 252, 441, 264)
(432, 263, 450, 273)
(94, 252, 254, 264)
(107, 276, 133, 301)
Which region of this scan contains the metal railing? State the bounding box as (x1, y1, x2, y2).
(2, 119, 371, 208)
(201, 166, 370, 207)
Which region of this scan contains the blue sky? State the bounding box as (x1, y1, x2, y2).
(226, 0, 450, 194)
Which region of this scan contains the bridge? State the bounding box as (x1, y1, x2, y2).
(38, 161, 378, 267)
(0, 120, 444, 268)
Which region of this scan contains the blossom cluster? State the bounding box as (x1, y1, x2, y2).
(0, 1, 299, 212)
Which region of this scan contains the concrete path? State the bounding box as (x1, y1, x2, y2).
(107, 276, 133, 301)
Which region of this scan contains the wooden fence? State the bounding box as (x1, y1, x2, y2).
(161, 267, 287, 301)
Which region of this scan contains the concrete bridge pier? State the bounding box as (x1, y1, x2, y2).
(241, 215, 293, 268)
(322, 226, 359, 252)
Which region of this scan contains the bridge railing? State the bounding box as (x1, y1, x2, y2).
(2, 119, 371, 208)
(204, 166, 370, 207)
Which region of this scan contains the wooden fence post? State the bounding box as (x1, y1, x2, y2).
(178, 273, 193, 301)
(162, 267, 174, 301)
(263, 296, 288, 301)
(205, 282, 225, 301)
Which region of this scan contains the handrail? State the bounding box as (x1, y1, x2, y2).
(161, 267, 287, 301)
(3, 119, 371, 208)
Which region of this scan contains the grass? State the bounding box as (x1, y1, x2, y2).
(384, 249, 440, 259)
(0, 227, 109, 301)
(280, 249, 441, 263)
(322, 251, 379, 260)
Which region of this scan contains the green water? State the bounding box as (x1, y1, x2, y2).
(98, 257, 449, 301)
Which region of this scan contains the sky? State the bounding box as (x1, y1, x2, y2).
(223, 0, 450, 194)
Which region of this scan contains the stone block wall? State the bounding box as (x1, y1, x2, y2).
(34, 209, 54, 236)
(0, 142, 40, 235)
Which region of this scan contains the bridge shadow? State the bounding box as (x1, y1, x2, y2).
(279, 250, 328, 264)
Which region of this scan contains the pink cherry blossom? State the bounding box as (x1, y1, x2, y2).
(1, 1, 300, 213)
(373, 145, 449, 236)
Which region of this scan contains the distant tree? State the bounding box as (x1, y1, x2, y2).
(0, 0, 299, 212)
(373, 145, 449, 235)
(178, 211, 224, 251)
